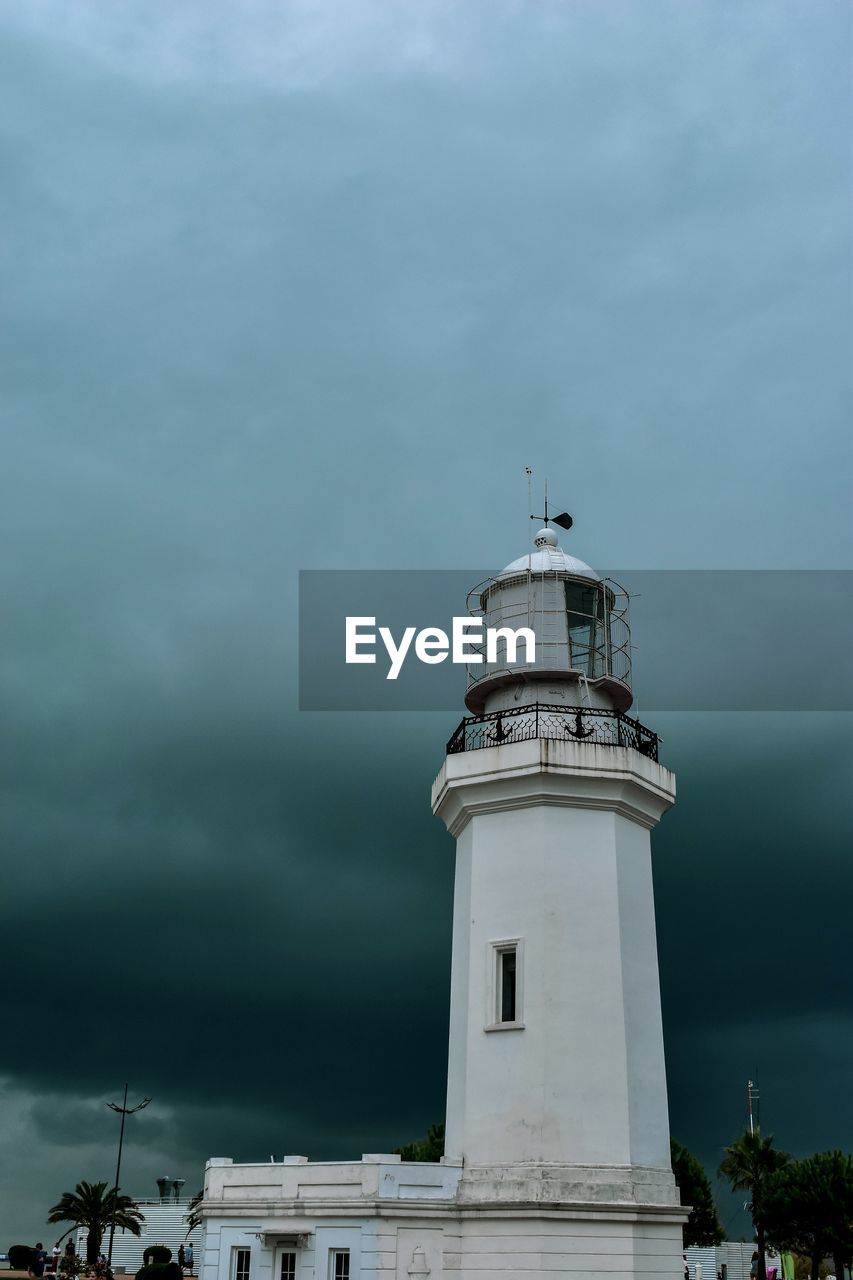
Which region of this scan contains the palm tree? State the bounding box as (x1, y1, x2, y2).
(184, 1190, 203, 1238)
(47, 1181, 144, 1264)
(719, 1131, 789, 1280)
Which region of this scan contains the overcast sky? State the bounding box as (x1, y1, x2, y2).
(0, 0, 850, 1249)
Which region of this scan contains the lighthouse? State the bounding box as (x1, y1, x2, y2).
(199, 517, 686, 1278)
(431, 518, 685, 1263)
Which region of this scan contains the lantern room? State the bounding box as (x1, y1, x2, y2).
(464, 525, 633, 714)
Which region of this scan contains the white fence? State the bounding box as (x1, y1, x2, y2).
(75, 1201, 204, 1275)
(686, 1243, 784, 1280)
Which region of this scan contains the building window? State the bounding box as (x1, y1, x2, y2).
(280, 1255, 296, 1280)
(500, 946, 517, 1022)
(487, 938, 523, 1030)
(233, 1250, 251, 1280)
(329, 1250, 349, 1280)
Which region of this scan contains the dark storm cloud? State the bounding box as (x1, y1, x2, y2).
(28, 1098, 169, 1153)
(656, 713, 853, 1237)
(0, 0, 849, 1247)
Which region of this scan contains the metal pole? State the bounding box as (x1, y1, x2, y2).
(106, 1086, 151, 1270)
(107, 1084, 128, 1268)
(747, 1079, 757, 1135)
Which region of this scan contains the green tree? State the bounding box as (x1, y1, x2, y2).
(764, 1151, 853, 1280)
(47, 1181, 144, 1264)
(671, 1138, 724, 1247)
(719, 1131, 790, 1280)
(394, 1122, 445, 1162)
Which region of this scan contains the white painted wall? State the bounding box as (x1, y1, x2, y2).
(614, 812, 672, 1168)
(434, 737, 676, 1179)
(199, 1200, 686, 1280)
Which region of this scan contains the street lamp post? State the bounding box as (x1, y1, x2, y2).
(106, 1084, 151, 1269)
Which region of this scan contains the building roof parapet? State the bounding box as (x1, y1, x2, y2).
(203, 1157, 462, 1207)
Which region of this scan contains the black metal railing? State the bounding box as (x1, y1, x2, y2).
(446, 703, 659, 762)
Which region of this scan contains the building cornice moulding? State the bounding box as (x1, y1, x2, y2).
(199, 1198, 687, 1225)
(433, 742, 676, 837)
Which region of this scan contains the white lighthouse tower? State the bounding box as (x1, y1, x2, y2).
(431, 517, 686, 1271)
(199, 515, 687, 1279)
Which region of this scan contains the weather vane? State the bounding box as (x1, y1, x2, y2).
(525, 470, 573, 531)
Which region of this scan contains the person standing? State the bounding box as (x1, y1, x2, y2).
(185, 1244, 193, 1275)
(51, 1244, 61, 1273)
(32, 1244, 48, 1278)
(178, 1246, 185, 1272)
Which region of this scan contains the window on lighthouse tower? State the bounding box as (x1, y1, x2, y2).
(500, 949, 517, 1021)
(489, 939, 523, 1029)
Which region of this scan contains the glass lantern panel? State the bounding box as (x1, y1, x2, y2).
(564, 581, 608, 678)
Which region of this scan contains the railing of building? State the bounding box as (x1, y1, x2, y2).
(446, 702, 660, 763)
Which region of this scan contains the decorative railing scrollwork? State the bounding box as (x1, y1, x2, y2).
(446, 703, 659, 762)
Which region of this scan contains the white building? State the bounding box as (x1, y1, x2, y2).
(200, 524, 688, 1278)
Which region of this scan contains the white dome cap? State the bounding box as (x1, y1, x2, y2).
(500, 527, 600, 581)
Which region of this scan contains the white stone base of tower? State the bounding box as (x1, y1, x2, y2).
(446, 1201, 686, 1277)
(448, 1158, 685, 1276)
